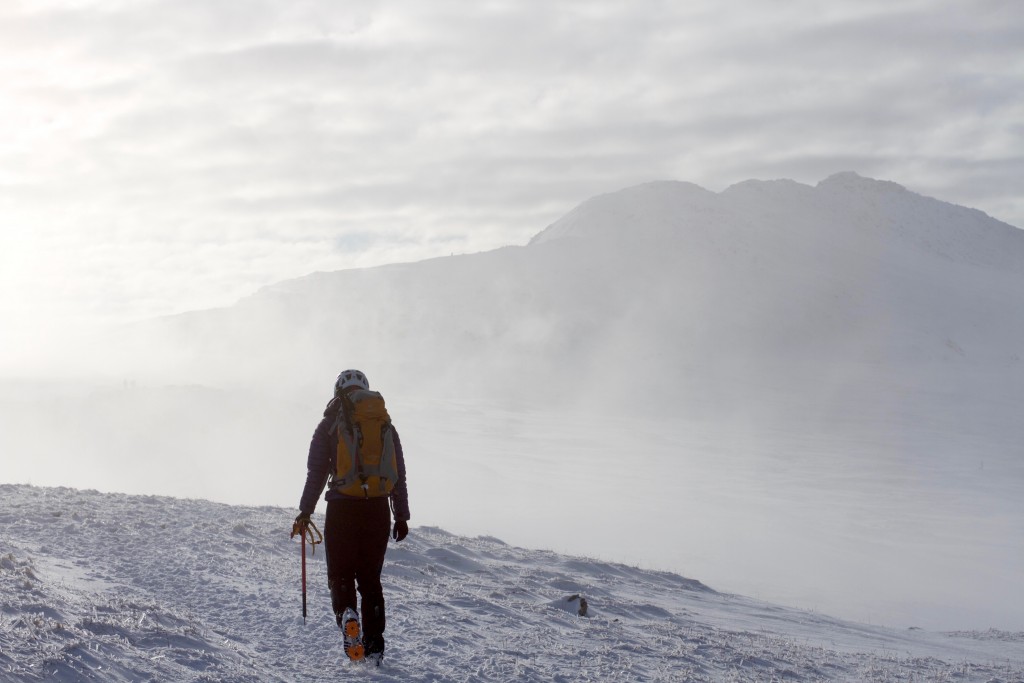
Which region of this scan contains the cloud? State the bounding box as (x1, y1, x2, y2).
(0, 0, 1022, 348)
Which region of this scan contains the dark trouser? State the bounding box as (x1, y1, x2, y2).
(324, 497, 392, 651)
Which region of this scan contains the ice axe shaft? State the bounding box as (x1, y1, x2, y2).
(301, 532, 308, 623)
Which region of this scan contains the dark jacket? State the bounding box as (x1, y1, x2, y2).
(299, 398, 410, 521)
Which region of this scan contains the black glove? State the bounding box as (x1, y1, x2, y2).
(291, 511, 311, 539)
(392, 519, 408, 542)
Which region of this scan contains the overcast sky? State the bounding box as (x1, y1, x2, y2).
(1, 0, 1022, 345)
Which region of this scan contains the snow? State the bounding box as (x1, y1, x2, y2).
(396, 399, 1024, 633)
(1, 172, 1022, 639)
(2, 484, 1023, 682)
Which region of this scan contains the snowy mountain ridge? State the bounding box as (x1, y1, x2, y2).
(76, 171, 1024, 407)
(532, 172, 1024, 272)
(3, 484, 1023, 683)
(528, 179, 720, 245)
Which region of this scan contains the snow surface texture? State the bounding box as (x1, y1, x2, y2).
(2, 485, 1023, 683)
(2, 172, 1022, 631)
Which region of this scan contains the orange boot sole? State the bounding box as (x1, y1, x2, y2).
(343, 613, 365, 661)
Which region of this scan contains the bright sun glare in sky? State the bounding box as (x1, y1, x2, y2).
(0, 0, 1022, 346)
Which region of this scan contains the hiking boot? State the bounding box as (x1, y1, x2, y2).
(364, 635, 385, 667)
(341, 608, 364, 661)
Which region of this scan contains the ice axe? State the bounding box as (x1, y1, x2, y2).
(291, 517, 323, 624)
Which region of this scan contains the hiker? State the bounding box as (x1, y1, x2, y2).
(293, 369, 410, 663)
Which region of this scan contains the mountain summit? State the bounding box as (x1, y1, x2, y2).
(533, 172, 1023, 271)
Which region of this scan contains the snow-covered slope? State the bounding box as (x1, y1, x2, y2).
(2, 485, 1023, 683)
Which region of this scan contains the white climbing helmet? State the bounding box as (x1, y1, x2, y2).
(335, 369, 369, 394)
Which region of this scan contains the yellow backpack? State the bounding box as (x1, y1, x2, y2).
(330, 389, 399, 498)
